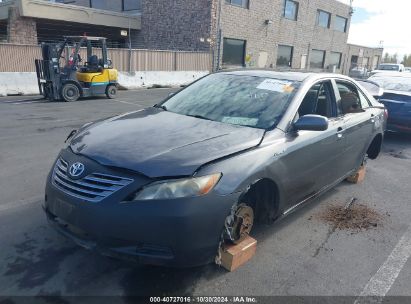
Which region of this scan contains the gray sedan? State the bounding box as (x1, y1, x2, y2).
(44, 70, 386, 267)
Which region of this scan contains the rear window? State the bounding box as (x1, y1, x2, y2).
(378, 64, 400, 71)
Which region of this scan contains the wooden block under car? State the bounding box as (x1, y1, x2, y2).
(220, 236, 257, 272)
(346, 165, 366, 184)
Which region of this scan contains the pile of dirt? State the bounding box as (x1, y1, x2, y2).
(318, 203, 382, 231)
(389, 150, 408, 159)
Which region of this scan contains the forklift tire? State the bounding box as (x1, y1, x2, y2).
(105, 85, 117, 99)
(61, 83, 80, 102)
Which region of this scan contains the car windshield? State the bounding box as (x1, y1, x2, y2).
(369, 76, 411, 93)
(161, 73, 300, 129)
(378, 64, 399, 71)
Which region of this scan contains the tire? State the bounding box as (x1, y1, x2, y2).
(61, 83, 80, 102)
(105, 84, 117, 99)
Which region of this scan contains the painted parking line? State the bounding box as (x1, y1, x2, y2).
(355, 225, 411, 303)
(12, 100, 46, 105)
(111, 99, 152, 105)
(1, 98, 43, 104)
(113, 99, 139, 105)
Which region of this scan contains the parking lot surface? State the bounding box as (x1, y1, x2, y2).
(0, 90, 410, 299)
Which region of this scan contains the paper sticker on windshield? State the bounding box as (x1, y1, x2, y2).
(222, 117, 259, 126)
(257, 79, 294, 93)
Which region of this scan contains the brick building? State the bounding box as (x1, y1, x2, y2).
(345, 43, 384, 72)
(0, 0, 383, 73)
(141, 0, 383, 73)
(0, 0, 142, 47)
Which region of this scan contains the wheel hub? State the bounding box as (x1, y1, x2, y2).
(225, 204, 254, 244)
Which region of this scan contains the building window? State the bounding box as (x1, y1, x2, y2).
(350, 55, 358, 68)
(283, 0, 299, 21)
(334, 16, 347, 32)
(310, 49, 326, 69)
(329, 52, 342, 69)
(90, 0, 122, 12)
(317, 10, 331, 28)
(0, 20, 7, 42)
(363, 57, 370, 69)
(89, 0, 141, 11)
(123, 0, 141, 11)
(277, 45, 293, 67)
(225, 0, 249, 9)
(223, 38, 246, 66)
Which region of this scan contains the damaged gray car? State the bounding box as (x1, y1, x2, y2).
(44, 71, 386, 267)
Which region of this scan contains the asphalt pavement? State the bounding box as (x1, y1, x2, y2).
(0, 89, 410, 300)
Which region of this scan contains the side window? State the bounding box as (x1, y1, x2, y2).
(298, 81, 336, 118)
(358, 90, 371, 109)
(336, 82, 364, 115)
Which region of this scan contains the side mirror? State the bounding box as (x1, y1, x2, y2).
(294, 115, 329, 131)
(168, 92, 175, 97)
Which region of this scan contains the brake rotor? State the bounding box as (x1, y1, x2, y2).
(230, 204, 254, 244)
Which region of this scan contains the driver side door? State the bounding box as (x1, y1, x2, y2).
(281, 80, 347, 210)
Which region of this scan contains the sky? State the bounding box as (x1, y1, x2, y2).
(338, 0, 411, 59)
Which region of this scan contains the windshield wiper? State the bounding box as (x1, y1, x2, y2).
(154, 104, 167, 111)
(186, 114, 212, 121)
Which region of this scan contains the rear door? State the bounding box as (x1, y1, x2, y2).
(334, 80, 375, 173)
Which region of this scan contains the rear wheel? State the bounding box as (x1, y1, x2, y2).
(61, 83, 80, 102)
(105, 84, 117, 99)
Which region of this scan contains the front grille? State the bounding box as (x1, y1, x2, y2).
(52, 158, 133, 202)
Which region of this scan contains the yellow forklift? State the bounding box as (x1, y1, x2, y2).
(35, 36, 118, 102)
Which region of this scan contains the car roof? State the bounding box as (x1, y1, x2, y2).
(370, 71, 411, 78)
(219, 69, 349, 82)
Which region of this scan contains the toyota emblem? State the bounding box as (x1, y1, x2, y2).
(69, 162, 85, 177)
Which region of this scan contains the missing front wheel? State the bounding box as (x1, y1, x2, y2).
(223, 203, 254, 244)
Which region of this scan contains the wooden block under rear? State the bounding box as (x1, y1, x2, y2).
(346, 165, 366, 184)
(220, 236, 257, 272)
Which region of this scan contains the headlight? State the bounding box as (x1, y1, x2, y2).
(133, 173, 222, 201)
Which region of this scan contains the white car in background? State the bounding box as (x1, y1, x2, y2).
(349, 66, 369, 79)
(370, 63, 405, 76)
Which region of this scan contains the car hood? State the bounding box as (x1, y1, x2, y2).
(70, 108, 265, 178)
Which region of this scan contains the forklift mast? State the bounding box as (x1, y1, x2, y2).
(35, 41, 67, 100)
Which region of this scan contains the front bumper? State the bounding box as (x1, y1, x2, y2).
(44, 153, 240, 267)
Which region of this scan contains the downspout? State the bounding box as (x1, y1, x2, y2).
(215, 0, 223, 72)
(128, 16, 132, 73)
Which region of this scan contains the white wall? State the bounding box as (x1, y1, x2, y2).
(0, 73, 40, 96)
(0, 71, 209, 96)
(117, 71, 209, 89)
